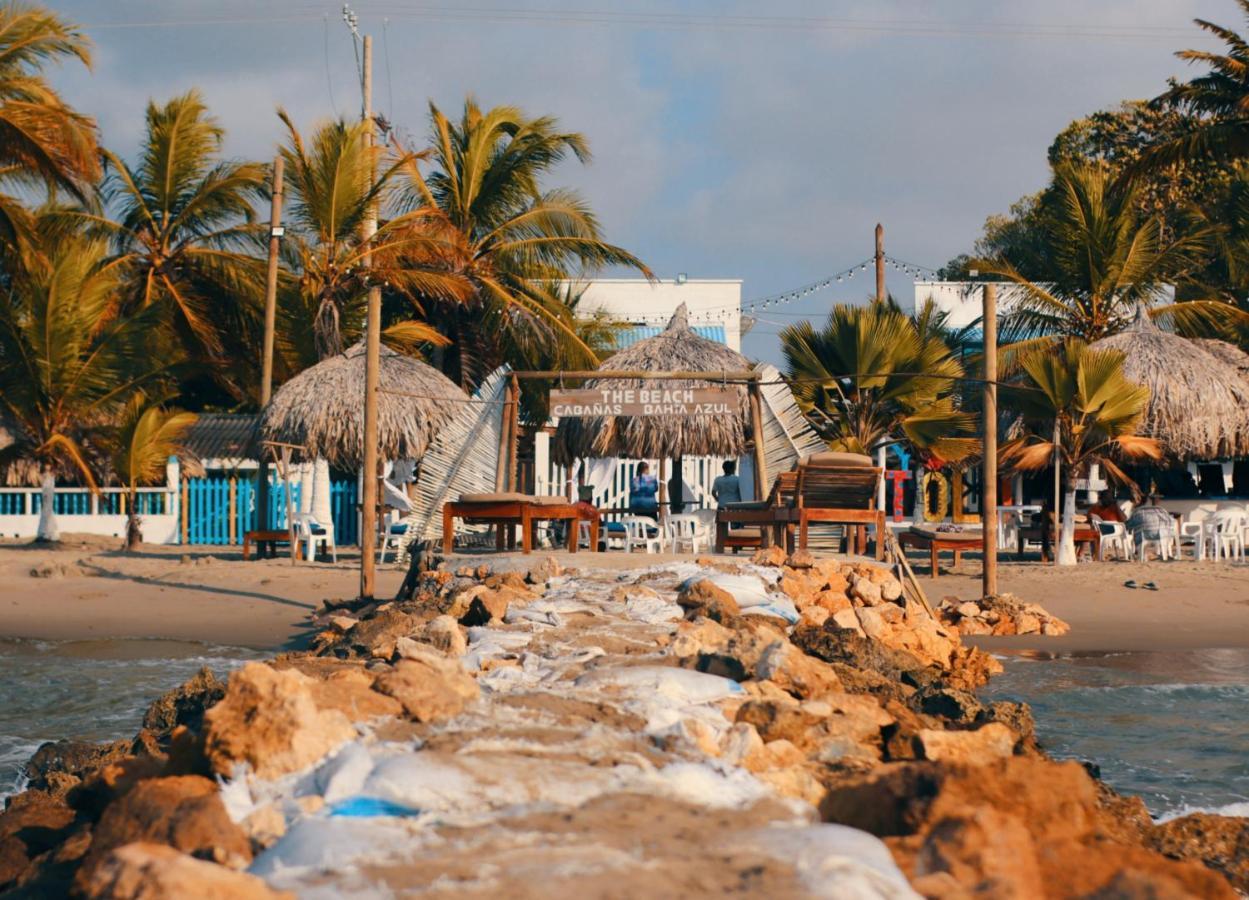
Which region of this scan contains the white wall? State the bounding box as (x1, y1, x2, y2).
(568, 278, 743, 351)
(914, 281, 1177, 329)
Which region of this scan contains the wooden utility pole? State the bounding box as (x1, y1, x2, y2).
(256, 156, 284, 533)
(981, 283, 998, 597)
(874, 223, 885, 303)
(748, 377, 768, 503)
(359, 34, 381, 599)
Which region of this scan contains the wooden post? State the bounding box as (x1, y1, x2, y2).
(359, 34, 380, 598)
(748, 378, 767, 502)
(257, 155, 284, 534)
(982, 282, 998, 597)
(180, 479, 188, 544)
(228, 476, 237, 545)
(495, 379, 513, 491)
(658, 457, 667, 527)
(875, 223, 885, 303)
(508, 375, 521, 491)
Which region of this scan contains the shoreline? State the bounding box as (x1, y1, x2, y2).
(3, 540, 1248, 653)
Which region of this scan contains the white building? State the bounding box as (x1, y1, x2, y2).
(567, 277, 743, 352)
(913, 281, 1175, 330)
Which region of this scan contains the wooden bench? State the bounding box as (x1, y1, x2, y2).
(714, 471, 798, 553)
(791, 460, 884, 560)
(243, 529, 301, 560)
(898, 527, 983, 577)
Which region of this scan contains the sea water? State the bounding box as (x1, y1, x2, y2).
(982, 649, 1249, 819)
(0, 638, 262, 799)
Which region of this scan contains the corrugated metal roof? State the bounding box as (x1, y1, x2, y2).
(183, 413, 258, 461)
(613, 324, 726, 349)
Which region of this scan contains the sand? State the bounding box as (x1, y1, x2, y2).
(2, 537, 1247, 653)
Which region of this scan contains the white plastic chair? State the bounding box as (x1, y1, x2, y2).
(1090, 514, 1130, 561)
(621, 515, 663, 553)
(1210, 509, 1247, 562)
(1134, 520, 1176, 562)
(292, 513, 337, 563)
(665, 513, 710, 554)
(1178, 505, 1216, 560)
(379, 514, 418, 564)
(583, 518, 628, 552)
(997, 510, 1021, 551)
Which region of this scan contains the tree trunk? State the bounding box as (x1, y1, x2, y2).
(125, 509, 143, 551)
(1055, 475, 1078, 566)
(35, 470, 59, 542)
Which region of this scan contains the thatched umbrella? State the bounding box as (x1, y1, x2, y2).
(260, 341, 467, 467)
(554, 304, 752, 467)
(1091, 307, 1249, 460)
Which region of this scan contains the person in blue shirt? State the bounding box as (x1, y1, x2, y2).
(629, 462, 659, 518)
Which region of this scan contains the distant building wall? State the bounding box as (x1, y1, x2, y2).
(568, 278, 743, 351)
(914, 281, 1176, 330)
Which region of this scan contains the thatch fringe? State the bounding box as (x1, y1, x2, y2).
(553, 304, 752, 464)
(259, 341, 466, 467)
(755, 361, 828, 474)
(1092, 309, 1249, 460)
(406, 368, 509, 542)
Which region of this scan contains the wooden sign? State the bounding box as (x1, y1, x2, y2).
(550, 386, 741, 418)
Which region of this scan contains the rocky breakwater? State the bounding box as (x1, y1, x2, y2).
(0, 551, 1242, 899)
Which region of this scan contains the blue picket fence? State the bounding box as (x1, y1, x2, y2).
(184, 476, 359, 546)
(0, 490, 169, 515)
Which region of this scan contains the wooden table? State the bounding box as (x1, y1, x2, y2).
(898, 529, 983, 577)
(442, 500, 595, 555)
(243, 529, 301, 560)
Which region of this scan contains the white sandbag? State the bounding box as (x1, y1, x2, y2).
(361, 754, 478, 813)
(742, 823, 922, 900)
(739, 594, 800, 624)
(651, 762, 772, 810)
(575, 665, 744, 704)
(311, 742, 376, 804)
(249, 817, 411, 879)
(683, 572, 771, 608)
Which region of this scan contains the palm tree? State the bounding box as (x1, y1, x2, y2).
(275, 111, 463, 373)
(110, 396, 196, 550)
(974, 163, 1244, 346)
(0, 1, 98, 255)
(398, 97, 650, 389)
(61, 91, 266, 399)
(1001, 339, 1161, 565)
(0, 231, 174, 540)
(779, 301, 979, 464)
(1143, 1, 1249, 169)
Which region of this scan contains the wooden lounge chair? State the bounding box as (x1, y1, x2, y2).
(790, 452, 884, 560)
(442, 493, 593, 555)
(714, 471, 798, 553)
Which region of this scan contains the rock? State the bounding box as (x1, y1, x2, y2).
(202, 663, 356, 779)
(421, 615, 468, 656)
(305, 667, 403, 721)
(954, 617, 993, 636)
(327, 615, 357, 632)
(22, 739, 133, 798)
(799, 606, 831, 628)
(676, 579, 741, 622)
(917, 723, 1017, 764)
(458, 589, 510, 626)
(912, 806, 1045, 898)
(1150, 813, 1249, 893)
(854, 606, 889, 640)
(345, 608, 425, 658)
(718, 723, 765, 768)
(74, 776, 251, 890)
(241, 805, 286, 850)
(669, 617, 736, 662)
(142, 667, 226, 738)
(830, 607, 865, 636)
(81, 842, 292, 899)
(526, 555, 561, 584)
(750, 546, 787, 567)
(785, 550, 815, 569)
(878, 577, 903, 602)
(849, 576, 883, 606)
(913, 687, 984, 724)
(812, 589, 852, 614)
(956, 601, 981, 619)
(755, 641, 843, 699)
(0, 790, 77, 889)
(372, 646, 479, 722)
(1015, 611, 1041, 635)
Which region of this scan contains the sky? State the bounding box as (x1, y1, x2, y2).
(47, 0, 1236, 363)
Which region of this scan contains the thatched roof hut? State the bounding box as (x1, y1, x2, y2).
(259, 341, 466, 467)
(1092, 307, 1249, 460)
(554, 304, 752, 464)
(1196, 338, 1249, 383)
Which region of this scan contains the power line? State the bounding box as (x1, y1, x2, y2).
(382, 17, 396, 122)
(322, 13, 339, 118)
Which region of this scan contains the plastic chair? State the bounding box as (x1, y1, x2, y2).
(1134, 521, 1176, 562)
(665, 513, 710, 554)
(621, 515, 663, 553)
(379, 515, 417, 564)
(292, 514, 337, 563)
(1211, 509, 1247, 562)
(998, 510, 1021, 551)
(1177, 506, 1216, 560)
(1090, 514, 1130, 561)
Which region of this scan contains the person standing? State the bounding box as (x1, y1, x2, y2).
(711, 460, 742, 507)
(629, 462, 659, 519)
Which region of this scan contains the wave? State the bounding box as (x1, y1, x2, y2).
(1156, 801, 1249, 822)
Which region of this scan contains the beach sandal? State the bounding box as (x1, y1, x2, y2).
(1143, 582, 1159, 591)
(1124, 580, 1138, 589)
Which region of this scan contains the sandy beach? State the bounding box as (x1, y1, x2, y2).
(3, 536, 1248, 653)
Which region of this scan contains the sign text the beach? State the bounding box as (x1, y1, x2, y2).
(550, 387, 741, 417)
